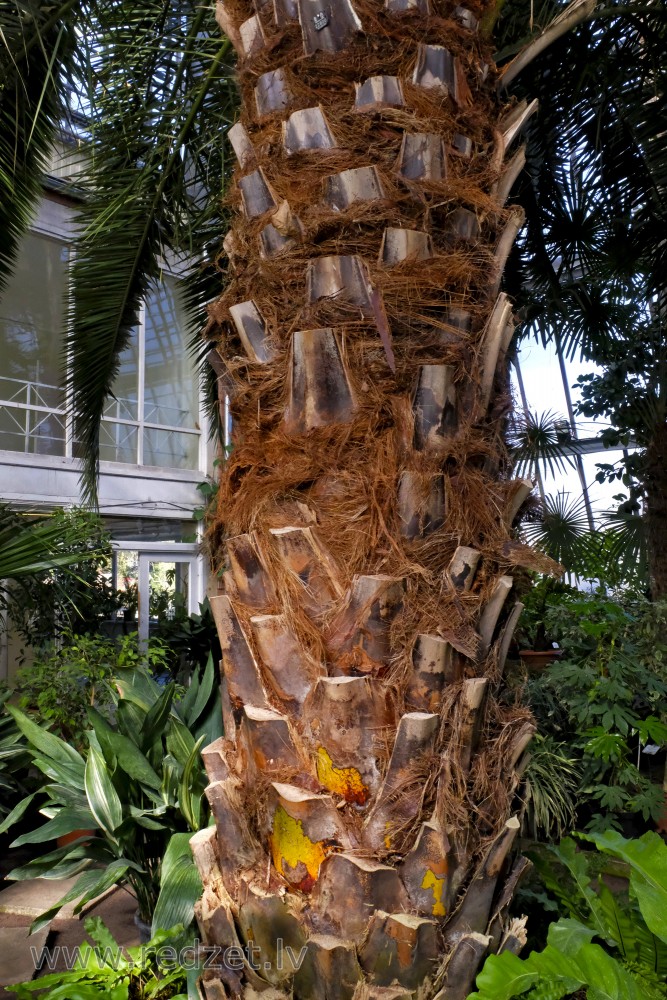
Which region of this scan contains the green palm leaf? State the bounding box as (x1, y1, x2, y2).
(0, 0, 81, 294)
(64, 0, 236, 503)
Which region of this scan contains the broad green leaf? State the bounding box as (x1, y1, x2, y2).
(30, 861, 132, 933)
(42, 783, 89, 811)
(182, 655, 214, 728)
(101, 728, 162, 793)
(192, 684, 223, 746)
(0, 792, 38, 835)
(178, 735, 206, 832)
(30, 753, 86, 787)
(151, 833, 202, 936)
(84, 747, 123, 837)
(176, 667, 201, 724)
(142, 682, 175, 748)
(547, 917, 596, 955)
(116, 699, 148, 742)
(11, 808, 96, 847)
(574, 941, 645, 1000)
(6, 706, 85, 782)
(167, 718, 196, 766)
(469, 948, 551, 998)
(115, 669, 162, 713)
(587, 831, 667, 943)
(7, 845, 92, 881)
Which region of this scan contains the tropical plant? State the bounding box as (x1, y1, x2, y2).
(500, 0, 667, 596)
(0, 0, 238, 502)
(526, 593, 667, 830)
(509, 408, 582, 482)
(14, 631, 117, 748)
(512, 574, 577, 651)
(0, 503, 105, 592)
(468, 830, 667, 999)
(9, 916, 193, 1000)
(1, 654, 220, 929)
(5, 2, 667, 999)
(154, 599, 221, 681)
(1, 508, 125, 653)
(0, 686, 31, 822)
(522, 734, 581, 841)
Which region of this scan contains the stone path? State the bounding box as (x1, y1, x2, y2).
(0, 877, 141, 993)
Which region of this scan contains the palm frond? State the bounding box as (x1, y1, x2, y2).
(64, 0, 236, 504)
(522, 490, 592, 572)
(510, 409, 582, 479)
(0, 504, 102, 581)
(0, 0, 81, 294)
(598, 505, 648, 587)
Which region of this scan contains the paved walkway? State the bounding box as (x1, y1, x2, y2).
(0, 877, 142, 993)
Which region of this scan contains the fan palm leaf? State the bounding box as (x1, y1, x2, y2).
(522, 490, 593, 573)
(510, 409, 582, 479)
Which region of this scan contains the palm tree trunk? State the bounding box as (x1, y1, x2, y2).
(194, 3, 545, 996)
(645, 422, 667, 600)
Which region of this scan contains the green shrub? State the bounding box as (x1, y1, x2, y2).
(1, 654, 220, 929)
(468, 831, 667, 1000)
(523, 593, 667, 831)
(15, 632, 170, 750)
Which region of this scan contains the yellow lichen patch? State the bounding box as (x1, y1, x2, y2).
(270, 805, 329, 892)
(422, 868, 446, 917)
(315, 746, 369, 804)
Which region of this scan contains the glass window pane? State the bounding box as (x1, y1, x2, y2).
(143, 277, 198, 429)
(103, 517, 193, 542)
(143, 427, 199, 470)
(0, 233, 68, 456)
(149, 560, 190, 623)
(28, 409, 66, 456)
(0, 233, 67, 404)
(115, 550, 139, 623)
(514, 338, 569, 421)
(0, 405, 28, 453)
(99, 422, 138, 464)
(106, 337, 139, 421)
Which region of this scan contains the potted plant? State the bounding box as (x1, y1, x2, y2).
(1, 653, 221, 933)
(514, 577, 575, 672)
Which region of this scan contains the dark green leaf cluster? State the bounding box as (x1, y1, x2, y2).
(1, 652, 221, 929)
(64, 0, 238, 500)
(0, 0, 81, 294)
(468, 830, 667, 999)
(498, 0, 667, 560)
(524, 592, 667, 830)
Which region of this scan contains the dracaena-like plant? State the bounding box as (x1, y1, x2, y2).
(1, 654, 220, 931)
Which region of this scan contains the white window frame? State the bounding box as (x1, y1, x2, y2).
(116, 540, 204, 643)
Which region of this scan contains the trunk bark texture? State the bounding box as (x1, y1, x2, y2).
(645, 421, 667, 600)
(197, 2, 552, 996)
